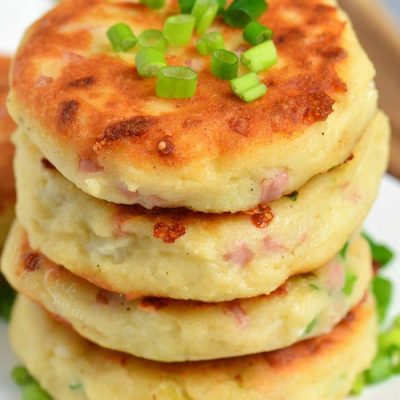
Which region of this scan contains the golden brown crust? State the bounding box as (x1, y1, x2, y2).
(0, 57, 15, 211)
(11, 0, 348, 171)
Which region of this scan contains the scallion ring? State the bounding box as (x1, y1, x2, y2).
(241, 40, 277, 72)
(211, 49, 239, 80)
(107, 23, 137, 52)
(163, 14, 195, 46)
(138, 29, 168, 52)
(224, 0, 268, 28)
(156, 66, 198, 98)
(243, 21, 273, 45)
(136, 49, 167, 77)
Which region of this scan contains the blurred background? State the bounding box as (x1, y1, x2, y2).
(0, 0, 398, 176)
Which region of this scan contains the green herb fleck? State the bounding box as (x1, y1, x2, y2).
(339, 242, 350, 260)
(342, 270, 357, 296)
(309, 283, 320, 290)
(304, 318, 317, 336)
(288, 191, 298, 201)
(69, 383, 83, 391)
(363, 233, 394, 268)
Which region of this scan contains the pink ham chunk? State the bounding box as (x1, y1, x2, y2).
(223, 243, 254, 267)
(261, 170, 289, 203)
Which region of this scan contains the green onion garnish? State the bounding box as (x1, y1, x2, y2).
(11, 366, 52, 400)
(135, 49, 166, 77)
(192, 0, 219, 35)
(241, 40, 277, 72)
(0, 278, 15, 321)
(230, 72, 267, 102)
(211, 49, 239, 80)
(373, 276, 393, 324)
(163, 14, 195, 46)
(363, 233, 394, 268)
(365, 351, 394, 384)
(351, 373, 366, 396)
(156, 66, 198, 99)
(140, 0, 165, 9)
(138, 29, 168, 52)
(179, 0, 196, 13)
(243, 21, 273, 45)
(224, 0, 268, 28)
(106, 23, 137, 52)
(11, 367, 34, 386)
(196, 31, 224, 56)
(22, 384, 52, 400)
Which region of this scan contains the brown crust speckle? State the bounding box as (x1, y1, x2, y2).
(157, 136, 174, 156)
(153, 221, 186, 244)
(67, 76, 95, 88)
(59, 100, 79, 127)
(95, 117, 155, 150)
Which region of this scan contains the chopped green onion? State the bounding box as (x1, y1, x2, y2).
(351, 373, 366, 396)
(179, 0, 196, 13)
(107, 23, 137, 52)
(0, 278, 15, 321)
(365, 352, 393, 384)
(243, 21, 273, 45)
(11, 366, 52, 400)
(340, 242, 350, 259)
(230, 72, 267, 102)
(192, 0, 219, 35)
(217, 0, 227, 14)
(156, 66, 198, 99)
(363, 233, 394, 268)
(342, 269, 357, 295)
(138, 29, 168, 52)
(240, 83, 267, 102)
(224, 0, 268, 28)
(12, 367, 34, 386)
(241, 40, 277, 72)
(196, 31, 224, 56)
(373, 276, 393, 324)
(22, 383, 52, 400)
(135, 49, 166, 77)
(379, 329, 400, 352)
(140, 0, 165, 8)
(231, 72, 259, 93)
(163, 14, 195, 46)
(211, 49, 238, 80)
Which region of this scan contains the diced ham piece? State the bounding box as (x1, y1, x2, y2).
(227, 302, 249, 328)
(117, 184, 140, 202)
(262, 235, 287, 252)
(79, 157, 103, 173)
(324, 258, 345, 291)
(261, 170, 289, 203)
(223, 243, 254, 267)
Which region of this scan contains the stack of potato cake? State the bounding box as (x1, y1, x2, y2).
(1, 0, 390, 398)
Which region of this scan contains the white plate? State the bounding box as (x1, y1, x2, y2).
(0, 1, 399, 399)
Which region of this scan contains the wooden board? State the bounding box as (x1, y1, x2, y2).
(339, 0, 400, 177)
